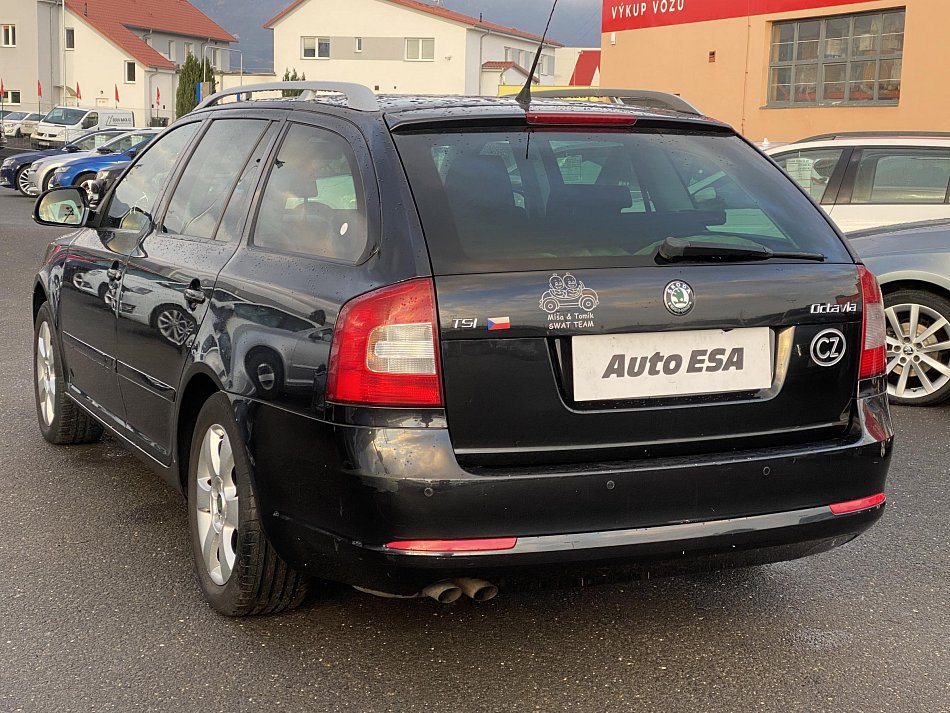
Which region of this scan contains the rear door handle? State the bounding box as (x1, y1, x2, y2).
(184, 288, 206, 305)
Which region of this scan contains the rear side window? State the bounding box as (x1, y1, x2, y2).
(162, 119, 270, 240)
(851, 149, 950, 204)
(252, 123, 367, 262)
(772, 148, 844, 202)
(394, 129, 851, 274)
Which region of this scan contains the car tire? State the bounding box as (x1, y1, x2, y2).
(74, 171, 96, 193)
(245, 348, 285, 400)
(883, 288, 950, 406)
(150, 304, 195, 346)
(187, 393, 310, 616)
(15, 165, 35, 197)
(33, 302, 104, 444)
(41, 172, 54, 193)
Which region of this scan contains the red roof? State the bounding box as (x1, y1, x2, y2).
(66, 0, 235, 70)
(481, 61, 538, 83)
(265, 0, 562, 46)
(569, 50, 601, 86)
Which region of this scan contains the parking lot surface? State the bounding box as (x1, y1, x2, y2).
(0, 189, 947, 713)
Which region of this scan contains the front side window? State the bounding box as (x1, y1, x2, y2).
(772, 148, 845, 202)
(851, 149, 950, 205)
(103, 123, 200, 234)
(769, 9, 904, 105)
(162, 119, 270, 240)
(394, 129, 852, 274)
(406, 38, 435, 61)
(253, 123, 367, 262)
(125, 61, 136, 83)
(65, 27, 75, 49)
(302, 36, 330, 59)
(1, 25, 15, 47)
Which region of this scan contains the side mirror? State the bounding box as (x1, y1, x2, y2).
(126, 147, 139, 159)
(34, 187, 90, 227)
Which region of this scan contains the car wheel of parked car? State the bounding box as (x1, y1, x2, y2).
(33, 302, 104, 444)
(884, 289, 950, 405)
(15, 166, 35, 197)
(245, 348, 284, 400)
(188, 393, 310, 616)
(151, 305, 195, 346)
(75, 172, 97, 196)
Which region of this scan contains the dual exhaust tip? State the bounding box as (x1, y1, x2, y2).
(354, 577, 498, 603)
(422, 578, 498, 603)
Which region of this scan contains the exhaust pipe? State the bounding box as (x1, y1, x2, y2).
(421, 581, 463, 604)
(454, 577, 498, 602)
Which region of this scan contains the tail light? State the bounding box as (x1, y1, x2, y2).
(525, 112, 638, 126)
(326, 278, 443, 407)
(858, 266, 886, 379)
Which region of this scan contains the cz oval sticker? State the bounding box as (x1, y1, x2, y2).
(810, 329, 846, 367)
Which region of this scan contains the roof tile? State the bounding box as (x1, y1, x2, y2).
(66, 0, 235, 70)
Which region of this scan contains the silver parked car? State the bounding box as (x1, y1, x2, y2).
(849, 219, 950, 405)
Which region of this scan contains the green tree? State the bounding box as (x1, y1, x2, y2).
(282, 68, 307, 97)
(176, 53, 217, 118)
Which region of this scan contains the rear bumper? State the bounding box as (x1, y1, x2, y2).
(240, 392, 893, 594)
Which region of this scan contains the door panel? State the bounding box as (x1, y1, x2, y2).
(57, 229, 138, 427)
(114, 118, 276, 462)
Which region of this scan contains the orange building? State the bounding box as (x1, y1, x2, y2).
(601, 1, 943, 142)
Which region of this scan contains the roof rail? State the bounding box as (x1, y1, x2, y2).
(797, 130, 950, 142)
(195, 81, 379, 112)
(528, 88, 702, 116)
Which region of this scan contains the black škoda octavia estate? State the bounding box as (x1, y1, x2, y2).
(31, 82, 892, 614)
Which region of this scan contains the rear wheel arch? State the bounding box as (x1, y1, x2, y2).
(879, 279, 950, 304)
(176, 371, 222, 494)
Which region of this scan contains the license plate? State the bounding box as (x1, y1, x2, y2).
(572, 328, 772, 401)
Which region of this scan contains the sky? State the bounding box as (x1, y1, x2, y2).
(191, 0, 603, 72)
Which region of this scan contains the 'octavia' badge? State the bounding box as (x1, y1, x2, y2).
(664, 281, 694, 315)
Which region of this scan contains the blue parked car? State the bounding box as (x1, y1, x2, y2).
(1, 128, 130, 196)
(48, 129, 161, 191)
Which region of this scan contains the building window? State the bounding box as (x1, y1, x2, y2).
(1, 89, 21, 104)
(769, 9, 904, 106)
(65, 27, 75, 49)
(1, 24, 15, 47)
(302, 36, 330, 59)
(167, 40, 176, 62)
(406, 37, 435, 61)
(355, 37, 362, 52)
(125, 61, 137, 83)
(184, 41, 194, 57)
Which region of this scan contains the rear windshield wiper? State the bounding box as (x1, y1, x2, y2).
(656, 237, 825, 263)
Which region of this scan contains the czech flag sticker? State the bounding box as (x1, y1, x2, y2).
(487, 317, 511, 331)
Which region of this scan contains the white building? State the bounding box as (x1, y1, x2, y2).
(265, 0, 561, 96)
(0, 0, 234, 126)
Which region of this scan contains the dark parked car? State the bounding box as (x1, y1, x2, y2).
(1, 128, 129, 196)
(31, 82, 892, 616)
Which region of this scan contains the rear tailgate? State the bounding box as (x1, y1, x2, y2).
(391, 112, 860, 467)
(436, 264, 861, 465)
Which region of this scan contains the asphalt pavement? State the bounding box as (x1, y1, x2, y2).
(0, 189, 947, 713)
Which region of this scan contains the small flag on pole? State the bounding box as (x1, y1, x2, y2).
(37, 80, 43, 97)
(75, 82, 81, 100)
(156, 86, 161, 105)
(115, 84, 119, 104)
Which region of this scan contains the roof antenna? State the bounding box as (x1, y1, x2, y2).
(516, 0, 559, 110)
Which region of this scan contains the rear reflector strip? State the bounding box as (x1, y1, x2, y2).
(385, 538, 518, 553)
(829, 493, 886, 515)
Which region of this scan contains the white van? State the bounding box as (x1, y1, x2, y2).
(31, 106, 135, 148)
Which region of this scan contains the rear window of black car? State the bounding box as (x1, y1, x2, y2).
(394, 129, 852, 274)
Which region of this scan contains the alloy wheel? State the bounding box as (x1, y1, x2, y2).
(17, 168, 35, 196)
(194, 424, 239, 586)
(36, 321, 56, 426)
(156, 308, 191, 345)
(885, 302, 950, 400)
